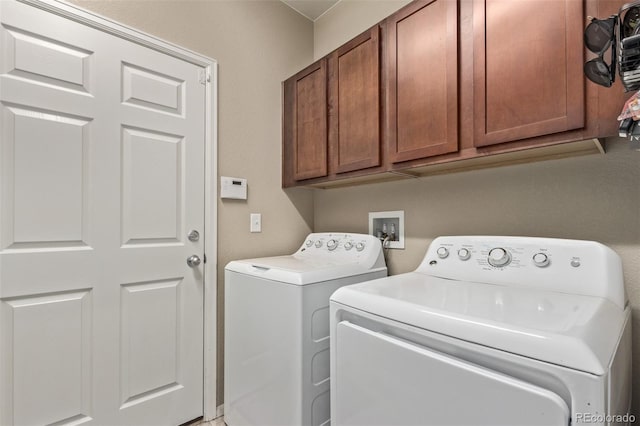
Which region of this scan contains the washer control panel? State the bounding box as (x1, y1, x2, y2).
(416, 236, 626, 307)
(296, 233, 381, 260)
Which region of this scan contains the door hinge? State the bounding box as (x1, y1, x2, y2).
(198, 69, 210, 85)
(203, 253, 207, 263)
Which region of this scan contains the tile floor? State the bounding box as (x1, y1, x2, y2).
(188, 416, 225, 426)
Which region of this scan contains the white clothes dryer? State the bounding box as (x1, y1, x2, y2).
(225, 233, 387, 426)
(330, 236, 632, 426)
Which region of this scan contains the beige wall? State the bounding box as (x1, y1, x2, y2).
(69, 0, 315, 406)
(314, 0, 640, 416)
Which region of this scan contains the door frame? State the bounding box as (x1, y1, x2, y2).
(11, 0, 219, 420)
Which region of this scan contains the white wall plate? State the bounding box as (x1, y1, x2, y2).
(368, 210, 404, 249)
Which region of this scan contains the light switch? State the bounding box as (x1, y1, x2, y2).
(250, 213, 261, 233)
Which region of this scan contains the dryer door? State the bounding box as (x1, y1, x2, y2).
(334, 321, 570, 426)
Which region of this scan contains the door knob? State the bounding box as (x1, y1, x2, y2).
(187, 255, 201, 267)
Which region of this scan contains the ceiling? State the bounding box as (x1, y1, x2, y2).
(281, 0, 340, 21)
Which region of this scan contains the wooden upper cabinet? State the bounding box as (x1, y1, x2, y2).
(386, 0, 459, 164)
(283, 59, 328, 183)
(473, 0, 584, 147)
(328, 27, 381, 174)
(282, 0, 616, 188)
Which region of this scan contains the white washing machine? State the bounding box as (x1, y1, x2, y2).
(330, 236, 632, 426)
(225, 232, 387, 426)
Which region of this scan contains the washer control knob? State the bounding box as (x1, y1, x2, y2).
(355, 242, 365, 252)
(532, 253, 550, 267)
(436, 247, 449, 259)
(458, 248, 471, 261)
(305, 240, 313, 247)
(315, 240, 323, 248)
(344, 242, 353, 251)
(488, 248, 511, 267)
(327, 239, 338, 251)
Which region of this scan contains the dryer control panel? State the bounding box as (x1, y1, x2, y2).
(417, 236, 626, 309)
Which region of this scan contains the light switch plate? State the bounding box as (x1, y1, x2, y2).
(250, 213, 261, 233)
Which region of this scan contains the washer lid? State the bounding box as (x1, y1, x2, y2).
(331, 272, 627, 375)
(225, 255, 386, 285)
(225, 232, 387, 285)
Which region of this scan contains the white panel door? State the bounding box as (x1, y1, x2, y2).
(0, 1, 206, 425)
(334, 321, 570, 426)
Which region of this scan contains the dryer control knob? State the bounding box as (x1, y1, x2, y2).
(305, 240, 313, 247)
(436, 247, 449, 259)
(458, 248, 471, 261)
(315, 240, 323, 248)
(533, 253, 550, 267)
(355, 242, 365, 252)
(488, 248, 511, 267)
(344, 242, 354, 250)
(327, 239, 338, 251)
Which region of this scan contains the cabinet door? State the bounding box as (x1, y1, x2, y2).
(473, 0, 584, 147)
(283, 59, 328, 182)
(328, 27, 381, 174)
(386, 0, 458, 164)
